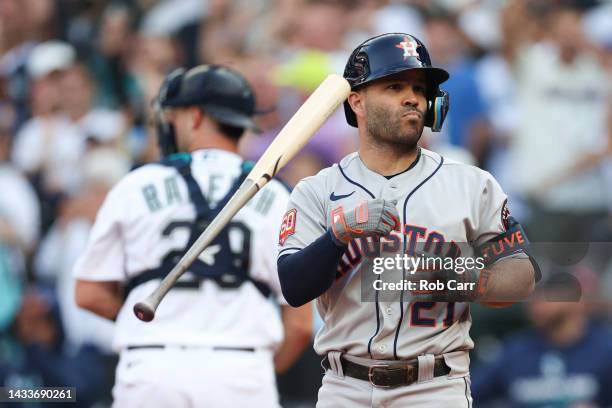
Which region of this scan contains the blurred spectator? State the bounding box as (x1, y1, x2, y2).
(59, 62, 127, 150)
(22, 0, 58, 42)
(0, 1, 609, 406)
(423, 8, 494, 167)
(503, 1, 612, 241)
(0, 0, 37, 130)
(291, 0, 348, 53)
(89, 4, 136, 109)
(0, 119, 39, 332)
(345, 0, 425, 48)
(128, 32, 182, 106)
(141, 0, 203, 67)
(0, 289, 112, 407)
(34, 148, 129, 352)
(10, 41, 85, 230)
(124, 30, 184, 164)
(197, 0, 271, 64)
(0, 122, 40, 255)
(472, 271, 612, 407)
(583, 1, 612, 48)
(462, 2, 526, 212)
(239, 49, 356, 186)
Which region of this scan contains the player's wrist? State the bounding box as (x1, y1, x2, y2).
(457, 267, 489, 302)
(327, 229, 349, 247)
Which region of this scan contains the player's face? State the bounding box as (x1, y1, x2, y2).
(362, 70, 428, 148)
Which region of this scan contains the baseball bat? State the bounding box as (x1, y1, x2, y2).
(134, 74, 351, 321)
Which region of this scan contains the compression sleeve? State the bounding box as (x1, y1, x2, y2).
(277, 230, 346, 307)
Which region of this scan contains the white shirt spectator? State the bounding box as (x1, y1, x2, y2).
(509, 42, 611, 212)
(78, 108, 125, 144)
(0, 163, 40, 250)
(11, 115, 86, 194)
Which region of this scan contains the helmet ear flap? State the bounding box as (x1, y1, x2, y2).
(158, 68, 186, 105)
(154, 68, 186, 157)
(425, 89, 449, 132)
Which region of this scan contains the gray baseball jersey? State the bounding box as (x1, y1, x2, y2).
(278, 148, 511, 367)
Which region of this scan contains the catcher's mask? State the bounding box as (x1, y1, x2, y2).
(343, 33, 450, 132)
(153, 64, 261, 156)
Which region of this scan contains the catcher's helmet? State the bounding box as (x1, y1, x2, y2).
(154, 64, 260, 156)
(343, 33, 450, 132)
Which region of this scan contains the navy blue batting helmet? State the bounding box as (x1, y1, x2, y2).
(343, 33, 450, 132)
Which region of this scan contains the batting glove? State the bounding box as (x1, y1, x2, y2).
(330, 199, 400, 246)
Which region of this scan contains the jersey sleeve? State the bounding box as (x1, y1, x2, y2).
(471, 172, 510, 247)
(248, 182, 292, 305)
(72, 184, 127, 282)
(277, 178, 327, 259)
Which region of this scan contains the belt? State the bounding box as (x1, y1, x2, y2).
(322, 355, 450, 388)
(126, 345, 255, 352)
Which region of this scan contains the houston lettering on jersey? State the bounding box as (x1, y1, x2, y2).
(336, 224, 461, 278)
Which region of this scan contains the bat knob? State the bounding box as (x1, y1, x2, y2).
(134, 301, 156, 322)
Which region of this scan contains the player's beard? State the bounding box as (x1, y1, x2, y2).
(365, 101, 425, 150)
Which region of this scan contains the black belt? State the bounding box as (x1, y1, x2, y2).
(127, 345, 255, 352)
(322, 355, 450, 388)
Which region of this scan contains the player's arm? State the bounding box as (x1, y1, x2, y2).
(278, 230, 346, 307)
(277, 181, 399, 307)
(477, 257, 535, 307)
(473, 175, 537, 307)
(75, 280, 124, 321)
(73, 182, 128, 318)
(274, 303, 313, 374)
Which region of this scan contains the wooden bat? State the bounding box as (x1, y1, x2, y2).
(134, 74, 351, 321)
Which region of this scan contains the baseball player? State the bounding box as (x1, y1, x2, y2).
(277, 33, 537, 407)
(74, 65, 312, 407)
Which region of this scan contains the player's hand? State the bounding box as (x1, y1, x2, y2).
(408, 250, 489, 302)
(329, 199, 400, 245)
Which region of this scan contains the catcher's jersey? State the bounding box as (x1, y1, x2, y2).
(279, 148, 510, 361)
(74, 149, 290, 351)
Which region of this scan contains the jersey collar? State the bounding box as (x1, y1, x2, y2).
(355, 147, 422, 182)
(191, 149, 242, 164)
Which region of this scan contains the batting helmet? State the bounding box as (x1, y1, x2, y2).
(343, 33, 450, 132)
(154, 64, 260, 156)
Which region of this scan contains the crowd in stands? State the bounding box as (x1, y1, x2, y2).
(0, 0, 610, 406)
